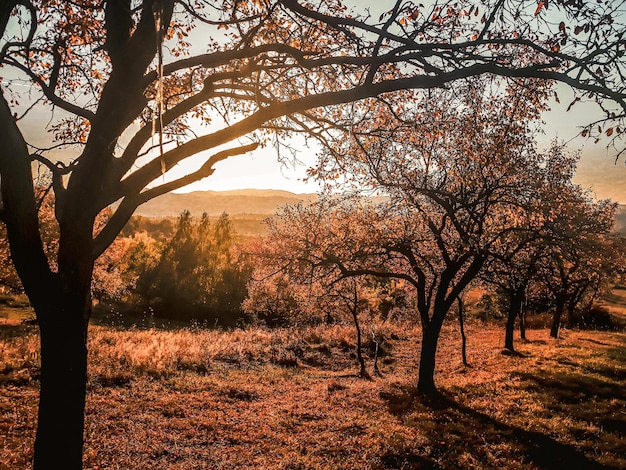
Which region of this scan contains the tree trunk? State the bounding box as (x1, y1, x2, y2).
(417, 318, 444, 395)
(351, 304, 366, 378)
(550, 296, 565, 339)
(34, 304, 89, 469)
(457, 297, 468, 366)
(504, 290, 523, 352)
(33, 228, 93, 468)
(519, 290, 527, 341)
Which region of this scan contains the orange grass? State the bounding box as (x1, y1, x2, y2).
(0, 318, 624, 469)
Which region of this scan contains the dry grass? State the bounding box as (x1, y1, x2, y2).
(0, 313, 624, 469)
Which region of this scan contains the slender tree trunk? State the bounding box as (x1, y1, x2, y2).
(457, 297, 468, 366)
(34, 301, 89, 469)
(566, 302, 576, 326)
(351, 304, 366, 378)
(519, 304, 527, 341)
(504, 290, 523, 352)
(550, 296, 565, 339)
(518, 289, 527, 340)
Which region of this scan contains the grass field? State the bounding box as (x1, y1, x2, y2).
(1, 301, 625, 469)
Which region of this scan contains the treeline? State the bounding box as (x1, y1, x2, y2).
(0, 206, 252, 326)
(0, 184, 623, 388)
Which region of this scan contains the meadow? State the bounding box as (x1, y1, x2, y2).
(1, 294, 625, 470)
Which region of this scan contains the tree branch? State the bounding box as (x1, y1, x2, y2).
(93, 142, 258, 257)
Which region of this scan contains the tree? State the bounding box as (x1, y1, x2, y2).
(482, 246, 540, 352)
(309, 81, 560, 393)
(1, 0, 625, 465)
(245, 211, 377, 376)
(480, 144, 578, 352)
(135, 211, 250, 323)
(537, 188, 617, 338)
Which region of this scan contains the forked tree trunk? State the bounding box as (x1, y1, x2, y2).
(34, 300, 89, 469)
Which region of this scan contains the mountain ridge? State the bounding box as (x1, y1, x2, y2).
(134, 189, 318, 218)
(132, 191, 626, 236)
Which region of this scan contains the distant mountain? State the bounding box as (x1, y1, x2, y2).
(134, 189, 318, 218)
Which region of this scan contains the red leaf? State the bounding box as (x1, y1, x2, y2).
(534, 1, 544, 16)
(574, 25, 583, 34)
(606, 127, 614, 137)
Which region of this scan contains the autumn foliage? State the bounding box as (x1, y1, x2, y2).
(1, 0, 626, 467)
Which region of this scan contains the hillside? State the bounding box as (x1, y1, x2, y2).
(1, 317, 624, 468)
(131, 192, 626, 236)
(134, 189, 318, 218)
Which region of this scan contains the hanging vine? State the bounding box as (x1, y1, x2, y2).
(152, 0, 166, 175)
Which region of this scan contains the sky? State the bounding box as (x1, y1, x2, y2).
(14, 72, 626, 202)
(177, 84, 626, 202)
(4, 4, 626, 202)
(538, 85, 626, 204)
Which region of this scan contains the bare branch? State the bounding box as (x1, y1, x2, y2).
(93, 142, 258, 257)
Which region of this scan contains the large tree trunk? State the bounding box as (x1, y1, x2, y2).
(34, 298, 89, 469)
(417, 316, 444, 395)
(33, 214, 95, 468)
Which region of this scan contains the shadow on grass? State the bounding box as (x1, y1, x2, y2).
(0, 321, 37, 340)
(379, 384, 618, 469)
(515, 367, 625, 437)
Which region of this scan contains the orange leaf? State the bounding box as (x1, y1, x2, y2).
(534, 1, 544, 16)
(606, 127, 614, 137)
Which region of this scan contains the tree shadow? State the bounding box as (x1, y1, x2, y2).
(513, 367, 625, 435)
(379, 383, 619, 469)
(0, 321, 37, 340)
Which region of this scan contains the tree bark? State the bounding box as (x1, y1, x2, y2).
(417, 316, 444, 395)
(519, 303, 527, 341)
(457, 297, 468, 366)
(34, 299, 89, 469)
(32, 214, 94, 468)
(351, 301, 366, 378)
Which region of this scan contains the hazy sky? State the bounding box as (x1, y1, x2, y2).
(4, 5, 625, 202)
(179, 84, 626, 202)
(16, 79, 626, 201)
